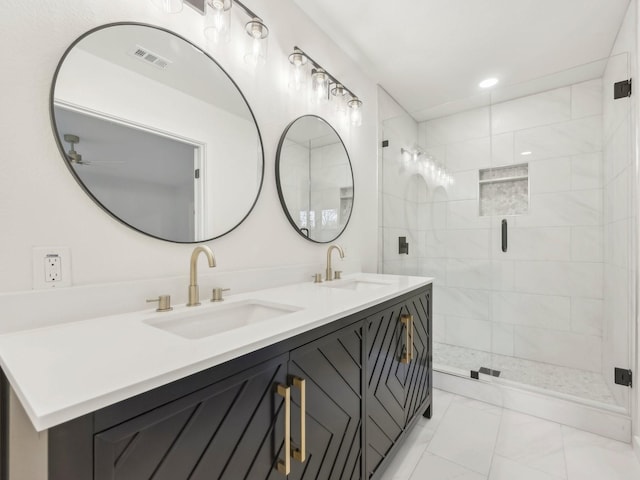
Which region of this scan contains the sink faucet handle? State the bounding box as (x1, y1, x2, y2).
(311, 273, 323, 283)
(211, 288, 230, 302)
(146, 294, 173, 312)
(334, 270, 342, 280)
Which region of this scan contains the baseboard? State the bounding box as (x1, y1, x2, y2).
(634, 435, 640, 463)
(434, 370, 632, 443)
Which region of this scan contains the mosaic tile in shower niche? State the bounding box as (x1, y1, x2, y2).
(479, 164, 528, 216)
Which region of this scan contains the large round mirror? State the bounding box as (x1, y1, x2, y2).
(276, 115, 354, 243)
(50, 23, 264, 243)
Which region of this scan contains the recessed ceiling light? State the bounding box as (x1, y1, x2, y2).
(479, 77, 499, 89)
(520, 151, 532, 156)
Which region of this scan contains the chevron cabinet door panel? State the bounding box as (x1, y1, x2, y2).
(404, 288, 432, 425)
(365, 286, 433, 479)
(288, 323, 363, 480)
(94, 354, 289, 480)
(366, 303, 408, 478)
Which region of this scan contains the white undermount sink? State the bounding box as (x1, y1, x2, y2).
(322, 279, 391, 292)
(144, 300, 302, 340)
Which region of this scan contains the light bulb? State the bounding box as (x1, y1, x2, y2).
(288, 50, 308, 91)
(311, 69, 329, 104)
(204, 0, 232, 43)
(244, 19, 268, 66)
(348, 98, 362, 126)
(331, 84, 348, 114)
(150, 0, 183, 13)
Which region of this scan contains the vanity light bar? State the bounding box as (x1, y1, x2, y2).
(289, 46, 363, 125)
(184, 0, 268, 36)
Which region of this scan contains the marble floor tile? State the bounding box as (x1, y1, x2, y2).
(562, 426, 640, 480)
(427, 395, 501, 475)
(489, 455, 563, 480)
(380, 390, 458, 480)
(377, 389, 640, 480)
(409, 453, 486, 480)
(494, 411, 567, 478)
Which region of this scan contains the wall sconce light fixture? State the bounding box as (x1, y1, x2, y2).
(157, 0, 270, 65)
(289, 46, 363, 126)
(151, 0, 184, 13)
(401, 147, 453, 186)
(288, 48, 308, 91)
(204, 0, 232, 43)
(203, 0, 268, 65)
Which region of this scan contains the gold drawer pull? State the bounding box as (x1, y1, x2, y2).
(409, 314, 415, 361)
(292, 377, 306, 463)
(400, 313, 411, 364)
(276, 384, 291, 475)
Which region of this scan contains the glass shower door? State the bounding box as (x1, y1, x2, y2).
(485, 53, 635, 412)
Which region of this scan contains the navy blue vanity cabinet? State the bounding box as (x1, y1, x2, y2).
(366, 287, 432, 478)
(47, 284, 431, 480)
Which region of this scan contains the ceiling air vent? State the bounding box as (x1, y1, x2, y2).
(130, 45, 172, 70)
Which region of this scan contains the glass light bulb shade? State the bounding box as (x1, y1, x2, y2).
(288, 52, 308, 91)
(348, 98, 362, 126)
(331, 84, 348, 113)
(245, 19, 269, 39)
(204, 0, 232, 43)
(311, 69, 329, 104)
(243, 19, 268, 66)
(150, 0, 183, 13)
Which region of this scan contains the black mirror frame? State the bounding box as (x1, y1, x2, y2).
(275, 114, 355, 244)
(49, 22, 265, 244)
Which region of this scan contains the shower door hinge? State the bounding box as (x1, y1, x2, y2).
(614, 368, 632, 387)
(382, 140, 389, 148)
(614, 79, 632, 99)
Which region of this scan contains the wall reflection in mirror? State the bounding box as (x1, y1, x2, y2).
(51, 23, 264, 243)
(276, 115, 354, 243)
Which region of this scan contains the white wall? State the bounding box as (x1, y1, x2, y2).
(0, 0, 378, 294)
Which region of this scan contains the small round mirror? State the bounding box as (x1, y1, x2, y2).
(50, 23, 264, 243)
(276, 115, 354, 243)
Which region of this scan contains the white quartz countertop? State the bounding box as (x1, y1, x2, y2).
(0, 273, 431, 432)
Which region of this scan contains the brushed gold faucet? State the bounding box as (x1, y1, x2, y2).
(326, 244, 345, 281)
(187, 246, 216, 306)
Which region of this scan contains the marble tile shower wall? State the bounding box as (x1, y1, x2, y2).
(416, 80, 605, 373)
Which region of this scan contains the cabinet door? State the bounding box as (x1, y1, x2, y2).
(94, 354, 289, 480)
(365, 303, 408, 478)
(288, 322, 363, 480)
(404, 287, 432, 425)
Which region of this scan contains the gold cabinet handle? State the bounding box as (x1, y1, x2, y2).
(276, 384, 291, 475)
(400, 313, 411, 364)
(292, 377, 306, 463)
(409, 314, 415, 361)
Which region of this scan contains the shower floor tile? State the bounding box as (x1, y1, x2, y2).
(434, 342, 618, 406)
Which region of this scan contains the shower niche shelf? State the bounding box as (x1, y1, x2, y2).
(479, 163, 529, 216)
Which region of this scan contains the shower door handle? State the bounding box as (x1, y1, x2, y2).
(501, 219, 507, 252)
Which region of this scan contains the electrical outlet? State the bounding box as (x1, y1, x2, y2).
(45, 254, 62, 283)
(33, 247, 72, 289)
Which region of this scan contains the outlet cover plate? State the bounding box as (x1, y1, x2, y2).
(32, 247, 72, 289)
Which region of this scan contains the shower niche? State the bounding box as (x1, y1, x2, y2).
(478, 164, 529, 216)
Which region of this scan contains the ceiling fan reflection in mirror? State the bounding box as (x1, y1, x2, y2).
(63, 134, 124, 167)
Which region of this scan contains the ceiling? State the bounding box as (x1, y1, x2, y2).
(293, 0, 631, 121)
